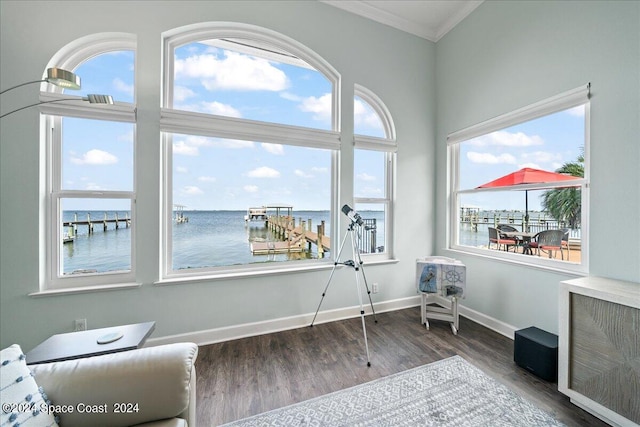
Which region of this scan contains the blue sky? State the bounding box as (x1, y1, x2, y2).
(62, 41, 583, 213)
(63, 41, 385, 211)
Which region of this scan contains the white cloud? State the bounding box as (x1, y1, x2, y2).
(70, 149, 118, 165)
(551, 162, 563, 170)
(173, 135, 254, 155)
(311, 166, 328, 174)
(468, 131, 544, 147)
(354, 99, 383, 131)
(173, 101, 241, 118)
(84, 182, 104, 190)
(294, 169, 313, 178)
(190, 135, 253, 149)
(518, 162, 541, 169)
(299, 93, 332, 122)
(174, 86, 196, 102)
(280, 91, 302, 102)
(520, 151, 563, 164)
(217, 138, 254, 149)
(182, 186, 203, 195)
(175, 166, 188, 174)
(467, 151, 517, 164)
(198, 176, 216, 182)
(173, 140, 199, 156)
(247, 166, 280, 178)
(201, 101, 242, 118)
(244, 185, 259, 193)
(175, 50, 289, 91)
(113, 78, 134, 98)
(357, 172, 376, 182)
(261, 143, 284, 155)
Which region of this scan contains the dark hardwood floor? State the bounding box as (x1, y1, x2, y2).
(196, 307, 607, 426)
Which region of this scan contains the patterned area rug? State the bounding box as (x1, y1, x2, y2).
(221, 355, 565, 426)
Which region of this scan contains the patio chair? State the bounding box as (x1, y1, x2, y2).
(527, 229, 565, 259)
(497, 224, 518, 232)
(488, 226, 517, 251)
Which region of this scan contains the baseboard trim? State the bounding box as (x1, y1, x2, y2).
(148, 296, 518, 347)
(458, 305, 517, 339)
(147, 295, 423, 347)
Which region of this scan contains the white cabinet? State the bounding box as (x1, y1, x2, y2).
(559, 276, 640, 426)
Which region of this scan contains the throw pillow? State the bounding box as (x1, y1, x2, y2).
(0, 344, 58, 427)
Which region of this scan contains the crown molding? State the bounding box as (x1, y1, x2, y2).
(320, 1, 483, 42)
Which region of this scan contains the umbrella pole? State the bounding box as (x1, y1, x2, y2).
(524, 190, 529, 232)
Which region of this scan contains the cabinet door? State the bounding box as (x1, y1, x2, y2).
(570, 293, 639, 424)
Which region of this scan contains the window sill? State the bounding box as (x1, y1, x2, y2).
(444, 246, 587, 276)
(155, 257, 399, 286)
(29, 282, 141, 297)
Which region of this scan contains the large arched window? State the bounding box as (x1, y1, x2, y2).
(161, 23, 340, 278)
(42, 33, 137, 290)
(353, 84, 396, 258)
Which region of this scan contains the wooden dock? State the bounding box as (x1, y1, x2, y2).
(250, 215, 330, 256)
(63, 212, 131, 237)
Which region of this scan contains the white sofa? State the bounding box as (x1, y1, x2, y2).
(29, 342, 198, 427)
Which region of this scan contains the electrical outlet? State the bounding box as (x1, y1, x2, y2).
(74, 318, 87, 332)
(372, 282, 379, 294)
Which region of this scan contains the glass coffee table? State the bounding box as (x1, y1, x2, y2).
(26, 321, 155, 365)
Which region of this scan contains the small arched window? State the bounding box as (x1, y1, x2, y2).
(353, 84, 396, 257)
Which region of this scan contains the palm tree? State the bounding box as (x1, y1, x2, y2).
(541, 152, 584, 228)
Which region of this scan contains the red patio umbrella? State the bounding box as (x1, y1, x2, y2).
(476, 167, 578, 227)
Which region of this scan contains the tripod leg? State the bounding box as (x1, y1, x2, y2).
(310, 261, 338, 327)
(351, 228, 372, 366)
(310, 230, 350, 327)
(357, 263, 378, 323)
(354, 268, 372, 366)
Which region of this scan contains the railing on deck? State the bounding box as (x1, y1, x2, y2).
(358, 218, 381, 254)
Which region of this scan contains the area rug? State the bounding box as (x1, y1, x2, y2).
(221, 355, 565, 426)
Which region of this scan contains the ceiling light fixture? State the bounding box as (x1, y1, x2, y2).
(0, 67, 81, 95)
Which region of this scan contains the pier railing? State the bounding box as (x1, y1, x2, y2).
(460, 213, 581, 240)
(63, 212, 131, 239)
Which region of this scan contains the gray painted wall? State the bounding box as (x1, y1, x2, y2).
(435, 1, 640, 333)
(0, 1, 435, 350)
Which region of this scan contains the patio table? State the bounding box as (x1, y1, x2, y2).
(502, 231, 536, 254)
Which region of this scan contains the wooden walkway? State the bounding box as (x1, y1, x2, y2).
(250, 215, 330, 256)
(63, 212, 131, 240)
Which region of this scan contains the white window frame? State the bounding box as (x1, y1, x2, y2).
(353, 84, 397, 260)
(447, 84, 590, 273)
(160, 22, 341, 280)
(41, 33, 137, 290)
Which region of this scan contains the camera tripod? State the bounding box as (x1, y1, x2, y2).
(310, 221, 378, 366)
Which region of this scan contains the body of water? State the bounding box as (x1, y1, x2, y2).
(62, 210, 385, 274)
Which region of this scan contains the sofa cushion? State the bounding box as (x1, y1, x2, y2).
(30, 342, 198, 427)
(0, 344, 59, 427)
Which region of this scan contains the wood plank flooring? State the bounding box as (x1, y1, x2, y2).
(196, 307, 608, 426)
